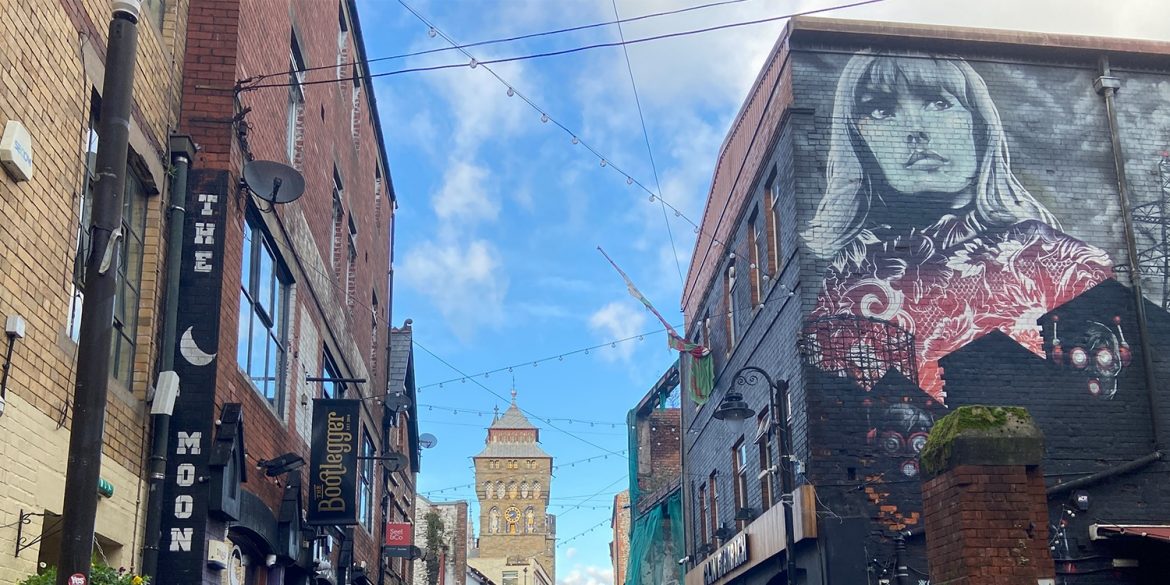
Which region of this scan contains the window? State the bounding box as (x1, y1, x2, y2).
(370, 290, 379, 373)
(321, 349, 345, 398)
(141, 0, 166, 29)
(531, 481, 541, 499)
(724, 263, 737, 351)
(69, 101, 148, 385)
(748, 211, 762, 307)
(708, 472, 720, 541)
(359, 431, 375, 531)
(697, 483, 709, 548)
(757, 412, 775, 512)
(732, 439, 748, 530)
(765, 171, 781, 275)
(351, 64, 362, 141)
(346, 215, 357, 308)
(331, 170, 345, 274)
(502, 571, 518, 585)
(237, 215, 290, 405)
(336, 3, 349, 79)
(287, 34, 306, 166)
(374, 166, 384, 226)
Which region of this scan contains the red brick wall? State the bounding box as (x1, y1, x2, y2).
(179, 0, 394, 578)
(922, 465, 1055, 584)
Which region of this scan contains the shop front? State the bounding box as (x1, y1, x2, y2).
(684, 486, 817, 585)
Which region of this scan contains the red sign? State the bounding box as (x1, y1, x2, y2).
(385, 522, 412, 547)
(69, 574, 87, 585)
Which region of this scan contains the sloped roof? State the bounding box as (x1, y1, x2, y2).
(490, 403, 537, 430)
(388, 324, 412, 394)
(475, 441, 551, 458)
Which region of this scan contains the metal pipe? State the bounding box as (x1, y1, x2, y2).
(1097, 55, 1165, 451)
(770, 376, 798, 585)
(1047, 451, 1162, 496)
(1, 333, 15, 400)
(140, 144, 191, 578)
(56, 4, 141, 584)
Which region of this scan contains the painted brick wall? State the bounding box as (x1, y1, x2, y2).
(680, 17, 1170, 585)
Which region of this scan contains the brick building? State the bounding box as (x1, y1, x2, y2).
(412, 495, 470, 585)
(679, 17, 1170, 585)
(149, 0, 414, 583)
(609, 491, 630, 585)
(0, 0, 185, 581)
(623, 364, 684, 585)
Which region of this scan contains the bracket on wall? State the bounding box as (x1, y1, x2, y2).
(14, 509, 47, 557)
(55, 399, 70, 430)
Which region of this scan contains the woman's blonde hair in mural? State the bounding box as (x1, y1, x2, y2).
(802, 50, 1058, 261)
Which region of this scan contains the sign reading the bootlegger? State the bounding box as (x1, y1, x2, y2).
(308, 399, 360, 525)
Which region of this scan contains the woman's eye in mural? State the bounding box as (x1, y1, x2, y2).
(924, 97, 953, 111)
(860, 94, 896, 120)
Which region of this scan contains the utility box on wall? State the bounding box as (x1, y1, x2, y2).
(0, 120, 34, 181)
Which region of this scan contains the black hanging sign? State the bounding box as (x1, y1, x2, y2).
(308, 399, 360, 525)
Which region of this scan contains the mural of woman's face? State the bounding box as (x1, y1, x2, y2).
(855, 83, 977, 197)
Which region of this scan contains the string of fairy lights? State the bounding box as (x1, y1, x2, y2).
(419, 404, 625, 428)
(422, 451, 629, 496)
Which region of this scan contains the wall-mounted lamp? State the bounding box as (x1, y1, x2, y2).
(0, 314, 27, 417)
(258, 453, 306, 477)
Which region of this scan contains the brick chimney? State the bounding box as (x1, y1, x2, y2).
(920, 406, 1056, 585)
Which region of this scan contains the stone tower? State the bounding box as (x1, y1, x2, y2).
(469, 391, 556, 584)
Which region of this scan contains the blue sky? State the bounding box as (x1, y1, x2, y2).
(353, 1, 1168, 583)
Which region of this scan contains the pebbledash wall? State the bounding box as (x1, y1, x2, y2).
(154, 0, 407, 583)
(0, 0, 186, 581)
(681, 17, 1170, 585)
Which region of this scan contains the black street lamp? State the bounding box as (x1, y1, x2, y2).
(712, 365, 797, 585)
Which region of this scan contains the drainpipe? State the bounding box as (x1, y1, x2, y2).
(1096, 56, 1165, 451)
(140, 134, 196, 578)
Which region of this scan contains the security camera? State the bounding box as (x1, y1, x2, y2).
(677, 556, 690, 565)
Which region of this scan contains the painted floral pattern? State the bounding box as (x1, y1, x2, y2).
(811, 217, 1113, 399)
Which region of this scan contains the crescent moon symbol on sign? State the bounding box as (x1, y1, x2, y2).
(180, 326, 217, 367)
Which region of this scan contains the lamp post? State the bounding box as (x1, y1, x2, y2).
(712, 366, 797, 585)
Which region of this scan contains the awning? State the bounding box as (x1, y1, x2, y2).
(1090, 524, 1170, 543)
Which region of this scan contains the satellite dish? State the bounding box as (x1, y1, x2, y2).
(384, 392, 412, 411)
(419, 433, 438, 449)
(242, 160, 305, 204)
(381, 452, 410, 473)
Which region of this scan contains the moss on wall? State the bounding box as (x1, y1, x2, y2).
(920, 406, 1033, 475)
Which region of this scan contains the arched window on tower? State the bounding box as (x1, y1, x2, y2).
(531, 480, 541, 499)
(506, 481, 516, 499)
(496, 481, 505, 499)
(489, 507, 500, 534)
(520, 481, 529, 498)
(484, 481, 493, 499)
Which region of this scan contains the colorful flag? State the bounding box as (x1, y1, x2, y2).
(598, 247, 713, 405)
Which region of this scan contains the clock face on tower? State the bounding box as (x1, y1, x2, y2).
(506, 506, 520, 523)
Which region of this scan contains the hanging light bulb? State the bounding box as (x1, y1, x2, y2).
(533, 361, 538, 367)
(428, 27, 437, 38)
(558, 355, 564, 361)
(638, 335, 644, 341)
(611, 342, 617, 348)
(674, 210, 681, 217)
(506, 87, 515, 97)
(541, 113, 549, 123)
(469, 58, 478, 68)
(600, 159, 607, 167)
(649, 194, 656, 202)
(626, 176, 633, 185)
(571, 136, 579, 145)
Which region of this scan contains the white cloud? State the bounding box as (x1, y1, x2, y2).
(565, 547, 578, 560)
(398, 238, 508, 340)
(432, 160, 499, 225)
(558, 564, 615, 585)
(588, 301, 649, 362)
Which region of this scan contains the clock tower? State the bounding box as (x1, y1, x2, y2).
(468, 391, 556, 584)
